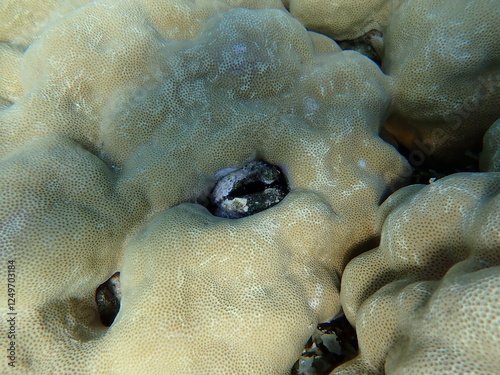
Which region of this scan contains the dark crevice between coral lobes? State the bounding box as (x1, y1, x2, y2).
(292, 315, 359, 375)
(337, 30, 383, 66)
(396, 142, 480, 185)
(379, 124, 480, 186)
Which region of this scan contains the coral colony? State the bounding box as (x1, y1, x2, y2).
(1, 1, 499, 374)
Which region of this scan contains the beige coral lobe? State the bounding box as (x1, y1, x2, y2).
(1, 0, 499, 374)
(288, 0, 500, 164)
(337, 172, 500, 374)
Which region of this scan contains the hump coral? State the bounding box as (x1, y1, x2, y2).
(0, 1, 410, 374)
(286, 0, 500, 164)
(337, 170, 500, 374)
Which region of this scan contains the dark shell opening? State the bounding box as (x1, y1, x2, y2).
(95, 272, 121, 327)
(207, 160, 290, 219)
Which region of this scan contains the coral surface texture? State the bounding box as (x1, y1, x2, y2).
(0, 0, 499, 374)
